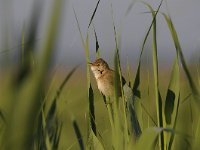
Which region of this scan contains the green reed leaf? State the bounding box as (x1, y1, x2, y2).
(73, 120, 84, 150)
(88, 0, 101, 29)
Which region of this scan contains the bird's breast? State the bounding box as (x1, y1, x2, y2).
(97, 77, 114, 97)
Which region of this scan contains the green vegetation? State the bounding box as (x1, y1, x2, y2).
(0, 0, 199, 150)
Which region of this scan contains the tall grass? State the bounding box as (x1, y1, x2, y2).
(0, 0, 199, 150)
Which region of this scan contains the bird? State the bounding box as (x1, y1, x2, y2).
(89, 58, 141, 137)
(88, 58, 125, 97)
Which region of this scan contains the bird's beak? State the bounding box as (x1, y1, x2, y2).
(88, 62, 93, 65)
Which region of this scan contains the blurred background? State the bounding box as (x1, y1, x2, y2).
(0, 0, 200, 70)
(0, 0, 200, 149)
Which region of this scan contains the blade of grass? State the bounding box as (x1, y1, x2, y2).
(88, 0, 101, 29)
(21, 25, 25, 65)
(136, 128, 161, 150)
(113, 53, 124, 150)
(126, 55, 132, 86)
(131, 2, 164, 137)
(52, 122, 63, 149)
(73, 6, 98, 148)
(197, 62, 200, 87)
(142, 2, 164, 149)
(72, 12, 94, 141)
(45, 66, 78, 118)
(110, 2, 129, 147)
(47, 66, 78, 107)
(42, 109, 52, 150)
(168, 94, 180, 150)
(89, 84, 96, 135)
(141, 103, 157, 126)
(132, 0, 164, 95)
(91, 130, 104, 150)
(84, 34, 97, 137)
(136, 127, 174, 150)
(0, 110, 6, 125)
(72, 120, 85, 150)
(164, 57, 180, 149)
(15, 0, 44, 84)
(161, 13, 200, 149)
(162, 13, 200, 107)
(45, 66, 78, 145)
(73, 7, 85, 47)
(93, 25, 100, 58)
(87, 129, 104, 150)
(6, 0, 64, 149)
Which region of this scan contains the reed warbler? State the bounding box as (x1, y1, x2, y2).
(89, 58, 142, 137)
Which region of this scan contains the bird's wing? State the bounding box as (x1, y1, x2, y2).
(109, 69, 126, 85)
(123, 84, 142, 138)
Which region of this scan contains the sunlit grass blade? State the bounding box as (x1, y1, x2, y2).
(46, 66, 78, 114)
(162, 13, 200, 107)
(197, 62, 200, 87)
(84, 34, 97, 139)
(131, 1, 163, 140)
(93, 26, 100, 58)
(0, 110, 6, 124)
(164, 59, 180, 125)
(73, 7, 85, 47)
(158, 91, 164, 149)
(87, 129, 104, 150)
(168, 94, 180, 150)
(0, 110, 6, 149)
(113, 53, 123, 149)
(126, 56, 131, 86)
(53, 122, 63, 149)
(89, 84, 96, 135)
(38, 0, 64, 72)
(110, 2, 129, 147)
(142, 2, 164, 149)
(133, 0, 163, 94)
(132, 63, 141, 98)
(21, 25, 25, 64)
(127, 101, 142, 137)
(15, 1, 43, 84)
(73, 120, 85, 150)
(74, 10, 93, 142)
(125, 0, 136, 16)
(42, 109, 52, 150)
(137, 0, 163, 60)
(161, 13, 200, 149)
(136, 127, 174, 150)
(19, 0, 43, 72)
(193, 115, 200, 149)
(88, 0, 101, 29)
(45, 66, 78, 144)
(74, 4, 99, 147)
(163, 55, 180, 149)
(91, 130, 104, 150)
(136, 128, 161, 150)
(141, 104, 157, 126)
(5, 0, 64, 149)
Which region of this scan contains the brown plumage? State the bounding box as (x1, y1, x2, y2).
(89, 58, 125, 97)
(89, 58, 142, 137)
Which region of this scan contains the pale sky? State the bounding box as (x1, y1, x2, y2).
(0, 0, 200, 68)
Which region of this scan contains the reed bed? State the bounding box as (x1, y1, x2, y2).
(0, 0, 199, 150)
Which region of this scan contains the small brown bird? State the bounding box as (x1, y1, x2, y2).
(89, 58, 141, 137)
(88, 58, 125, 97)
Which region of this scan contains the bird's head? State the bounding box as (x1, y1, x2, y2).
(88, 58, 109, 78)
